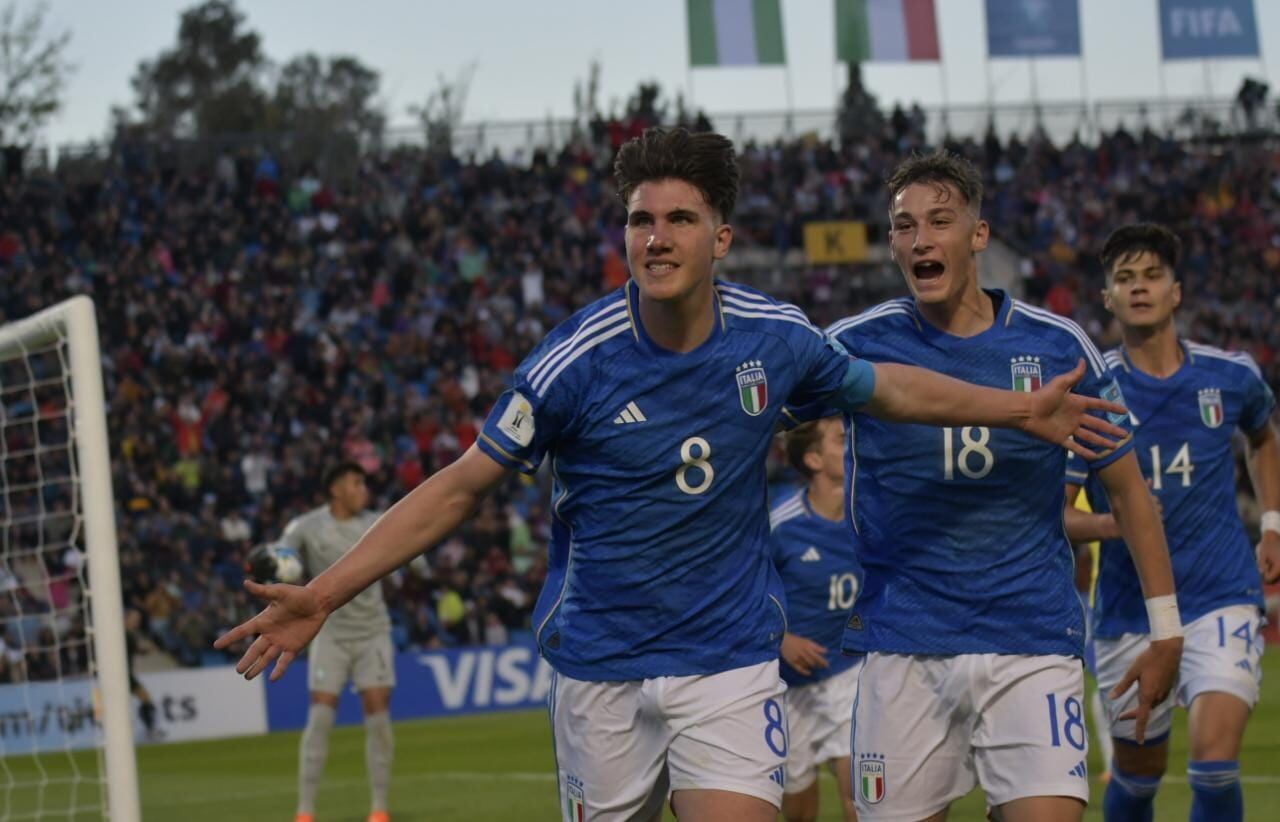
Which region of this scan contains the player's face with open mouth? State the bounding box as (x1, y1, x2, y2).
(889, 181, 988, 306)
(1104, 250, 1181, 329)
(625, 178, 732, 304)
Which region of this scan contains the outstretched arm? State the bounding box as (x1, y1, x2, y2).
(839, 358, 1128, 458)
(215, 445, 512, 680)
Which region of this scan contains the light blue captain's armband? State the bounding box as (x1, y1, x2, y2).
(833, 358, 876, 412)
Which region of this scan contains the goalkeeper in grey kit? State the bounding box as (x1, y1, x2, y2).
(272, 462, 394, 822)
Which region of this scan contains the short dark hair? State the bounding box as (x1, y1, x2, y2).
(785, 420, 827, 478)
(323, 461, 365, 496)
(614, 127, 740, 220)
(886, 150, 983, 215)
(1100, 223, 1182, 277)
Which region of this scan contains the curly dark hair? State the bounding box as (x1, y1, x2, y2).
(613, 127, 740, 220)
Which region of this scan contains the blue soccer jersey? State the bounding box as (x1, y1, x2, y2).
(1067, 341, 1276, 638)
(769, 488, 862, 686)
(477, 280, 856, 681)
(813, 291, 1133, 658)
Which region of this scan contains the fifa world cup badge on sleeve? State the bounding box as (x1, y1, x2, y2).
(736, 360, 768, 416)
(565, 773, 586, 821)
(498, 391, 536, 446)
(1101, 379, 1128, 426)
(858, 752, 886, 804)
(1198, 388, 1224, 428)
(1010, 355, 1042, 392)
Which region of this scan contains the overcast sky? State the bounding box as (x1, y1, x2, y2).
(38, 0, 1280, 145)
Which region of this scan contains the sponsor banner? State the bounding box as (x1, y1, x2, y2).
(135, 666, 267, 743)
(0, 678, 97, 755)
(1159, 0, 1260, 59)
(0, 665, 264, 755)
(266, 641, 554, 730)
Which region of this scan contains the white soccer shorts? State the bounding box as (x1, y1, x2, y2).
(784, 660, 863, 792)
(851, 652, 1089, 821)
(549, 659, 788, 821)
(1095, 603, 1264, 744)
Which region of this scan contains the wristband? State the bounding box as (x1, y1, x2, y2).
(1145, 595, 1182, 641)
(1262, 511, 1280, 537)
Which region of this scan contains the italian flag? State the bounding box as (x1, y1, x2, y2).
(687, 0, 787, 66)
(836, 0, 941, 62)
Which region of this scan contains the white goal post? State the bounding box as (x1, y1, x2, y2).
(0, 296, 140, 821)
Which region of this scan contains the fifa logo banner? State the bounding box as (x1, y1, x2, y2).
(985, 0, 1081, 57)
(1159, 0, 1260, 59)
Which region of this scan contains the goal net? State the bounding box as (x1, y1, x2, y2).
(0, 297, 139, 821)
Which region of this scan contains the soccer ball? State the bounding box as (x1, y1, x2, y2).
(269, 544, 305, 583)
(245, 543, 305, 584)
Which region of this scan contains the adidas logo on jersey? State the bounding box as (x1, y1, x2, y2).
(612, 401, 647, 424)
(800, 546, 822, 562)
(769, 766, 785, 787)
(1068, 760, 1087, 778)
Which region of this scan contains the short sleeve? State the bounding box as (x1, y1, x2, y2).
(278, 516, 309, 572)
(1237, 356, 1277, 434)
(781, 331, 859, 426)
(477, 343, 580, 475)
(1075, 360, 1134, 471)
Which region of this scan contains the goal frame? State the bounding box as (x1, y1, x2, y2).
(0, 296, 141, 822)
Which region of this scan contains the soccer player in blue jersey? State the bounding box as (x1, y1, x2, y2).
(1064, 223, 1280, 822)
(797, 152, 1184, 822)
(771, 417, 862, 822)
(216, 129, 1129, 822)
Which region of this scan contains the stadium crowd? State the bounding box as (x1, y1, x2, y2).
(0, 98, 1277, 676)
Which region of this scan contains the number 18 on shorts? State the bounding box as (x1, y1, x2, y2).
(852, 653, 1089, 819)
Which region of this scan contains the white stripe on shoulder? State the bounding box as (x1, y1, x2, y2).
(718, 292, 809, 323)
(716, 284, 810, 320)
(722, 307, 823, 337)
(527, 300, 628, 386)
(1010, 302, 1107, 376)
(532, 321, 632, 396)
(769, 497, 806, 529)
(1186, 342, 1263, 379)
(827, 302, 913, 337)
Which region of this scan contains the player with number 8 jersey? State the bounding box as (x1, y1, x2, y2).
(215, 129, 1134, 822)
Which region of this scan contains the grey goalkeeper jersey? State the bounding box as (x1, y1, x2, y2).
(280, 506, 388, 642)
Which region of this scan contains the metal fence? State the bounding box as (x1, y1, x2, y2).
(28, 96, 1279, 182)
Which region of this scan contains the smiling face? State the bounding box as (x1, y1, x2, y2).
(1103, 250, 1181, 330)
(624, 178, 732, 304)
(888, 181, 989, 307)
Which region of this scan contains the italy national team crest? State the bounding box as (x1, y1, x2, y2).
(1198, 388, 1224, 429)
(736, 360, 768, 416)
(565, 774, 586, 821)
(1011, 355, 1042, 392)
(858, 753, 886, 804)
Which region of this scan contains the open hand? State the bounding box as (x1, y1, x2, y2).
(1023, 360, 1129, 459)
(1109, 636, 1183, 744)
(213, 580, 328, 682)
